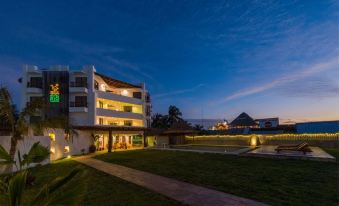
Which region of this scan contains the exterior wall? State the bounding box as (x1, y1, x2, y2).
(0, 136, 51, 174)
(45, 128, 93, 160)
(296, 121, 339, 133)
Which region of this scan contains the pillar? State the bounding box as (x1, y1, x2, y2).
(108, 129, 113, 152)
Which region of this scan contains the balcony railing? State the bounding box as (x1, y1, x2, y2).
(70, 101, 88, 107)
(27, 82, 42, 88)
(70, 82, 87, 88)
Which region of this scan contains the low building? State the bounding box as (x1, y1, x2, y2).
(20, 65, 151, 159)
(296, 121, 339, 134)
(229, 112, 257, 128)
(255, 118, 279, 128)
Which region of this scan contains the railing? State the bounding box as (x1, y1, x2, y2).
(27, 82, 42, 88)
(70, 101, 88, 107)
(70, 82, 87, 88)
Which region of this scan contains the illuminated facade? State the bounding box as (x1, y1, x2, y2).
(20, 65, 151, 159)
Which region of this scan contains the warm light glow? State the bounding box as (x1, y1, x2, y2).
(50, 147, 55, 154)
(100, 84, 106, 91)
(250, 136, 257, 146)
(121, 89, 128, 96)
(67, 155, 71, 158)
(64, 146, 70, 153)
(49, 133, 56, 141)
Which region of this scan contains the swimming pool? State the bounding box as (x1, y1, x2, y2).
(169, 144, 252, 154)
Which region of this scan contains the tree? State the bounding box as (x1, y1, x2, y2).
(0, 87, 77, 172)
(167, 105, 183, 126)
(0, 87, 44, 172)
(151, 113, 169, 128)
(194, 124, 204, 131)
(0, 142, 84, 205)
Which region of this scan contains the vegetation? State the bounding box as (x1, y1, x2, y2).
(1, 159, 181, 206)
(95, 149, 339, 206)
(151, 105, 193, 129)
(0, 142, 83, 206)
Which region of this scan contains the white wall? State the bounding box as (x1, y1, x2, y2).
(0, 136, 50, 174)
(45, 128, 93, 161)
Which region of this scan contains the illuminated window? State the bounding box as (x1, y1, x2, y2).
(49, 133, 56, 141)
(64, 146, 70, 153)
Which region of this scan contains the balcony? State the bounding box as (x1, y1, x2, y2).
(96, 108, 144, 120)
(69, 101, 88, 112)
(26, 82, 43, 93)
(69, 82, 88, 93)
(96, 90, 143, 105)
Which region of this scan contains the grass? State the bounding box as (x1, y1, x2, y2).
(0, 159, 181, 206)
(95, 148, 339, 206)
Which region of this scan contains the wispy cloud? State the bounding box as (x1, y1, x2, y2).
(211, 56, 339, 105)
(153, 84, 205, 98)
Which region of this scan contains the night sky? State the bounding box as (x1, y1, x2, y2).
(0, 0, 338, 122)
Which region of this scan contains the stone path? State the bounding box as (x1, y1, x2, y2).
(75, 156, 268, 206)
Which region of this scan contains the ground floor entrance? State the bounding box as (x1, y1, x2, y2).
(93, 131, 144, 151)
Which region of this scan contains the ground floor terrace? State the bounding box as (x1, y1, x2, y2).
(1, 148, 337, 206)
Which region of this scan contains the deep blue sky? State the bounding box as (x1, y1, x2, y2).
(0, 0, 338, 122)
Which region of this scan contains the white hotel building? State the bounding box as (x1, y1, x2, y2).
(20, 65, 151, 160)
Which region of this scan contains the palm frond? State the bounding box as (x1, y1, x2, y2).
(0, 144, 15, 165)
(0, 87, 16, 132)
(30, 168, 83, 206)
(21, 142, 50, 167)
(7, 171, 27, 206)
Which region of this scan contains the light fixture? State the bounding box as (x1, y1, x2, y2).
(100, 84, 106, 91)
(121, 89, 128, 96)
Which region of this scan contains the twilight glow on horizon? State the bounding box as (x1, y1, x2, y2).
(0, 0, 338, 123)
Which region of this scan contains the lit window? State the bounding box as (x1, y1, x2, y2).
(49, 133, 56, 141)
(64, 146, 70, 153)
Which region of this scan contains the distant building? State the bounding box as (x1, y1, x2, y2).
(296, 121, 339, 134)
(255, 118, 279, 128)
(229, 112, 257, 128)
(211, 120, 229, 130)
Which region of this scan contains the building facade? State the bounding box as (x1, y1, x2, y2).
(20, 65, 151, 159)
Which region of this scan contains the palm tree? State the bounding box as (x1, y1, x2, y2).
(0, 87, 77, 172)
(168, 105, 183, 125)
(0, 168, 84, 206)
(151, 113, 169, 128)
(194, 124, 204, 131)
(0, 141, 84, 206)
(0, 87, 44, 172)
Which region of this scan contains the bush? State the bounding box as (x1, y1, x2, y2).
(88, 145, 96, 153)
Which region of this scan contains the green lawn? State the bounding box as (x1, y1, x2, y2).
(0, 159, 181, 206)
(95, 148, 339, 206)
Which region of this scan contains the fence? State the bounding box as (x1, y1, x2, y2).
(186, 133, 339, 148)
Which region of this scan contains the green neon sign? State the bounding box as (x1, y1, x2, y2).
(49, 83, 60, 103)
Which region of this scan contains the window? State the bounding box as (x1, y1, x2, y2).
(72, 96, 87, 107)
(94, 80, 99, 90)
(124, 120, 132, 126)
(28, 77, 42, 88)
(99, 101, 104, 108)
(133, 92, 142, 99)
(132, 135, 143, 146)
(99, 118, 103, 125)
(75, 77, 87, 87)
(123, 106, 132, 112)
(146, 105, 151, 116)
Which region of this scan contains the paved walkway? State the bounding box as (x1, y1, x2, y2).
(75, 156, 268, 206)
